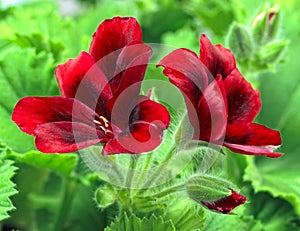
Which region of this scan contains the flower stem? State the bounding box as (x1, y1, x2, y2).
(54, 178, 78, 231)
(125, 155, 138, 191)
(134, 152, 154, 189)
(140, 146, 176, 190)
(149, 183, 184, 198)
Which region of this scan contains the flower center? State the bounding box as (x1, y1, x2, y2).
(94, 116, 114, 137)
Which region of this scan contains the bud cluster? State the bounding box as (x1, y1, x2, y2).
(226, 5, 288, 73)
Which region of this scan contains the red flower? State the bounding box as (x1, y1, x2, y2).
(201, 189, 246, 214)
(158, 34, 282, 157)
(12, 17, 170, 155)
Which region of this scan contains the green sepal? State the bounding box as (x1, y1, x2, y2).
(185, 175, 235, 202)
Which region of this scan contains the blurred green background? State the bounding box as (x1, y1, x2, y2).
(0, 0, 300, 230)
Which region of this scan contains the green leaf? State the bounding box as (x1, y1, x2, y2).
(244, 21, 300, 215)
(13, 33, 65, 62)
(203, 213, 263, 231)
(165, 197, 206, 230)
(0, 47, 58, 152)
(162, 26, 199, 53)
(12, 151, 78, 177)
(244, 155, 300, 215)
(105, 213, 175, 231)
(245, 193, 300, 231)
(0, 143, 18, 221)
(0, 2, 87, 57)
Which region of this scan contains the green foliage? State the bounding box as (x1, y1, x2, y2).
(0, 0, 298, 230)
(0, 47, 58, 152)
(105, 213, 175, 231)
(165, 197, 206, 230)
(245, 193, 300, 231)
(11, 151, 78, 177)
(203, 214, 263, 231)
(0, 143, 17, 221)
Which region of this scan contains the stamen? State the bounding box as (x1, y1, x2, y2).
(94, 118, 112, 135)
(93, 119, 102, 125)
(100, 116, 109, 128)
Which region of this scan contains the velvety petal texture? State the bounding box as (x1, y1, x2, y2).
(200, 34, 236, 79)
(158, 34, 282, 157)
(158, 48, 208, 109)
(89, 17, 142, 62)
(12, 17, 170, 155)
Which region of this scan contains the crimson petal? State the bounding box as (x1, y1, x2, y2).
(89, 17, 143, 62)
(102, 122, 163, 155)
(55, 52, 112, 116)
(106, 43, 152, 113)
(200, 34, 236, 78)
(223, 69, 261, 123)
(224, 123, 282, 157)
(12, 97, 97, 135)
(224, 142, 282, 158)
(197, 75, 227, 142)
(130, 99, 170, 129)
(201, 190, 246, 214)
(35, 122, 102, 153)
(246, 123, 281, 146)
(158, 48, 208, 109)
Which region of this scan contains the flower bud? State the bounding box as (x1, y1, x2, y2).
(185, 175, 246, 214)
(95, 184, 115, 208)
(226, 22, 254, 61)
(251, 5, 281, 45)
(256, 40, 288, 67)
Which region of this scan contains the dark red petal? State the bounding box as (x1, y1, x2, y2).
(201, 190, 246, 214)
(106, 43, 152, 113)
(197, 76, 227, 142)
(224, 123, 282, 157)
(35, 122, 102, 153)
(223, 69, 261, 123)
(158, 48, 208, 109)
(224, 142, 282, 158)
(200, 34, 236, 78)
(113, 43, 152, 93)
(12, 97, 97, 135)
(225, 123, 252, 144)
(225, 123, 281, 146)
(102, 122, 163, 155)
(89, 17, 142, 62)
(246, 123, 282, 146)
(55, 52, 112, 116)
(129, 99, 170, 129)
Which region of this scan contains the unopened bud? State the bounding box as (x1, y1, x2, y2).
(251, 5, 281, 45)
(185, 175, 246, 214)
(186, 175, 234, 202)
(226, 22, 254, 61)
(257, 40, 288, 65)
(95, 184, 115, 208)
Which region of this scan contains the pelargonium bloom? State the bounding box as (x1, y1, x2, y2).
(201, 189, 246, 214)
(12, 17, 170, 155)
(158, 34, 281, 157)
